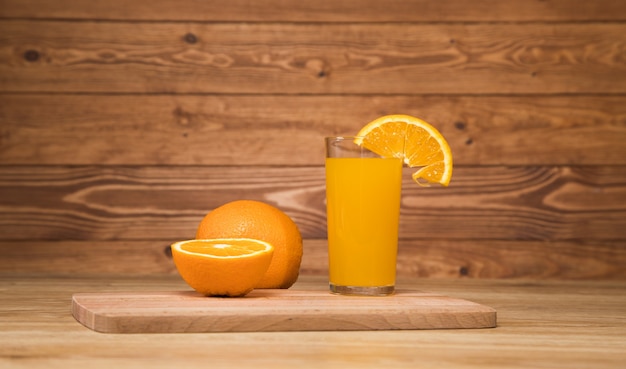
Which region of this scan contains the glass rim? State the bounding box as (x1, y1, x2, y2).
(325, 136, 365, 141)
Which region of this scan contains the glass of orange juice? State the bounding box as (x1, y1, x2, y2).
(325, 136, 403, 296)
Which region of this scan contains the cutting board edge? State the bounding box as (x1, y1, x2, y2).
(71, 290, 498, 333)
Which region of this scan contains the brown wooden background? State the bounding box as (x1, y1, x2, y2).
(1, 0, 625, 280)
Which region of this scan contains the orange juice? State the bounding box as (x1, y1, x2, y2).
(325, 157, 403, 289)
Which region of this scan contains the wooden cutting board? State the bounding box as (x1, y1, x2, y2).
(72, 289, 496, 333)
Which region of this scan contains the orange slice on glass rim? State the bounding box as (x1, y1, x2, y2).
(354, 114, 453, 186)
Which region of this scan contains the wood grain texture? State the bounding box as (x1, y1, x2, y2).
(1, 94, 625, 166)
(1, 0, 626, 281)
(2, 239, 624, 280)
(1, 166, 625, 242)
(71, 289, 497, 333)
(2, 276, 625, 368)
(2, 21, 625, 94)
(1, 0, 624, 22)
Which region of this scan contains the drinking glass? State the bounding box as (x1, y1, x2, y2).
(325, 136, 403, 296)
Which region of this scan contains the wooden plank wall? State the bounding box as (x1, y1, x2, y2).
(1, 0, 625, 279)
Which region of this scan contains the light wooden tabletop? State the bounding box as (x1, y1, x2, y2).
(1, 275, 624, 368)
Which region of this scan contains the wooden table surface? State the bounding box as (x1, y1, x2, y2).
(1, 275, 624, 368)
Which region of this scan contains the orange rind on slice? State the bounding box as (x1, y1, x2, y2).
(355, 114, 453, 186)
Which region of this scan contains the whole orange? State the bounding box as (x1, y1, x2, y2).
(195, 200, 303, 289)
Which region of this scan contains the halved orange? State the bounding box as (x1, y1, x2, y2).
(171, 238, 274, 297)
(354, 114, 453, 186)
